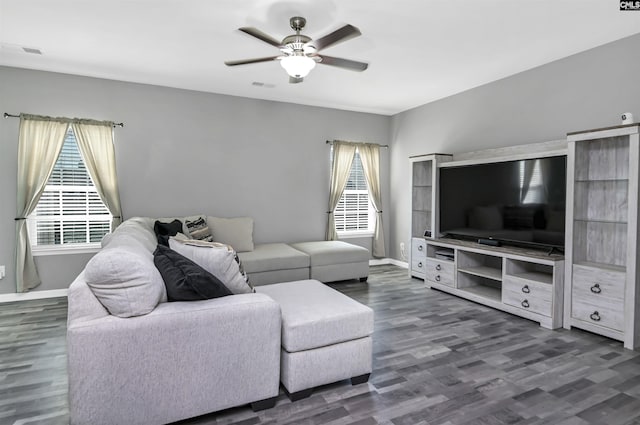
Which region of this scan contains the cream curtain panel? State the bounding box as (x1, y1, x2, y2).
(326, 141, 357, 241)
(15, 115, 69, 292)
(358, 143, 386, 258)
(72, 122, 123, 229)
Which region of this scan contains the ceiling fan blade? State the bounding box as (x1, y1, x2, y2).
(306, 24, 361, 51)
(289, 76, 304, 84)
(224, 56, 280, 66)
(238, 27, 283, 48)
(317, 55, 368, 71)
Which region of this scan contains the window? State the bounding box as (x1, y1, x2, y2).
(334, 150, 376, 235)
(27, 127, 112, 249)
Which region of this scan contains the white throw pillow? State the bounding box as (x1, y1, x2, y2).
(207, 216, 254, 252)
(169, 238, 254, 294)
(84, 245, 166, 317)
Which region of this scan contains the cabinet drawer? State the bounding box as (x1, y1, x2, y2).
(572, 265, 625, 331)
(502, 277, 552, 317)
(424, 258, 454, 287)
(411, 258, 427, 274)
(412, 238, 426, 259)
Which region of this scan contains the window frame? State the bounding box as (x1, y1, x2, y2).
(333, 149, 376, 238)
(27, 127, 112, 254)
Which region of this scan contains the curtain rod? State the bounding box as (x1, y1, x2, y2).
(4, 112, 124, 128)
(325, 140, 388, 148)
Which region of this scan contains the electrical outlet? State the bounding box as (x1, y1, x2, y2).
(0, 265, 5, 280)
(400, 242, 405, 251)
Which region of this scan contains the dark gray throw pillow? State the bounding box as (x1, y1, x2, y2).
(153, 244, 232, 301)
(154, 219, 183, 246)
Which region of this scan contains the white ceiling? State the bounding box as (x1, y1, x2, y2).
(1, 0, 640, 116)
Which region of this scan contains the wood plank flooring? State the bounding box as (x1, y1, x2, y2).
(2, 265, 640, 424)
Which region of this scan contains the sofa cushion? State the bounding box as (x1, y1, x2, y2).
(169, 237, 253, 294)
(238, 243, 309, 273)
(154, 219, 183, 246)
(154, 245, 233, 301)
(256, 279, 374, 352)
(84, 243, 166, 318)
(207, 216, 254, 252)
(185, 216, 214, 242)
(289, 241, 369, 267)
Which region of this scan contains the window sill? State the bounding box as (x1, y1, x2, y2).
(337, 232, 374, 239)
(32, 244, 101, 257)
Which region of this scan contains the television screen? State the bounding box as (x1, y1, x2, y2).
(439, 155, 567, 249)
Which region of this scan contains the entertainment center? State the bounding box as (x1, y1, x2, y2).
(409, 124, 640, 348)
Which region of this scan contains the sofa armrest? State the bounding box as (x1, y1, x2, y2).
(67, 293, 281, 425)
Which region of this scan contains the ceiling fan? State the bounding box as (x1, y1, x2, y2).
(224, 16, 368, 84)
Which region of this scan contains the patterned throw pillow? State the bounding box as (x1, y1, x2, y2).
(185, 216, 214, 242)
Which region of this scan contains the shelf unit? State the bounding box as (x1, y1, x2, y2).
(424, 238, 564, 329)
(409, 154, 452, 279)
(564, 124, 640, 349)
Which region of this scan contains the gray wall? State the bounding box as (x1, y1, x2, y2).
(389, 33, 640, 261)
(0, 67, 391, 294)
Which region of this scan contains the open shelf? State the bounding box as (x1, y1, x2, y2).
(573, 260, 626, 273)
(458, 266, 502, 281)
(508, 271, 552, 285)
(459, 285, 502, 302)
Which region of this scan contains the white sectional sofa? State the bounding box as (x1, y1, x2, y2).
(67, 216, 373, 425)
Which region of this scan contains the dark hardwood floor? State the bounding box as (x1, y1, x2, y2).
(2, 265, 640, 425)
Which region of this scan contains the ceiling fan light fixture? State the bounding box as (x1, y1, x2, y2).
(280, 55, 316, 78)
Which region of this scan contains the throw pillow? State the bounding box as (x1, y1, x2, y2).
(153, 244, 233, 301)
(169, 237, 254, 294)
(154, 219, 183, 246)
(84, 245, 166, 318)
(207, 216, 254, 252)
(185, 216, 214, 242)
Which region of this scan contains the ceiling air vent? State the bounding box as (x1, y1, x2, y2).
(22, 47, 42, 55)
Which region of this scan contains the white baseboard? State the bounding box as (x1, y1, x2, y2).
(369, 258, 408, 268)
(0, 288, 67, 303)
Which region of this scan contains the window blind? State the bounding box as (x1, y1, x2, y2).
(335, 151, 372, 232)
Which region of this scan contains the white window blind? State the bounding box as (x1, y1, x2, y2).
(334, 150, 375, 234)
(28, 127, 112, 248)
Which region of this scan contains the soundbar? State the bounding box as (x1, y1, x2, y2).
(478, 238, 501, 247)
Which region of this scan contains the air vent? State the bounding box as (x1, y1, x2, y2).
(252, 82, 276, 88)
(22, 47, 42, 55)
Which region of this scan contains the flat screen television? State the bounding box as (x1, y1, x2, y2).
(439, 155, 567, 251)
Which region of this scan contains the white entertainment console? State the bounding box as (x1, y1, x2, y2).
(418, 237, 564, 329)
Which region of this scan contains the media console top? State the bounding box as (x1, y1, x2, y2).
(426, 237, 565, 262)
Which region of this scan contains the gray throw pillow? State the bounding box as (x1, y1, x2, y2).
(207, 216, 254, 252)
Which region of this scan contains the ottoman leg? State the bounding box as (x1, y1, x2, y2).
(359, 277, 368, 282)
(250, 396, 278, 411)
(351, 373, 371, 385)
(286, 387, 314, 402)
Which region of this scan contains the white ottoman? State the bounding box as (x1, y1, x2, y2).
(289, 241, 369, 282)
(256, 279, 373, 400)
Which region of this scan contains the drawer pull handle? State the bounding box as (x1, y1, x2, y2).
(521, 299, 530, 309)
(435, 275, 441, 282)
(418, 262, 423, 268)
(590, 284, 602, 294)
(436, 264, 442, 271)
(522, 285, 530, 294)
(590, 311, 601, 322)
(418, 245, 423, 251)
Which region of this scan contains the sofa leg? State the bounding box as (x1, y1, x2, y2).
(351, 373, 371, 385)
(286, 387, 313, 402)
(359, 277, 368, 282)
(251, 396, 278, 411)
